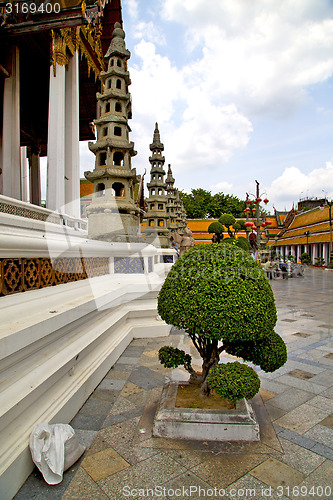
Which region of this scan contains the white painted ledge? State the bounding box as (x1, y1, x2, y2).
(0, 273, 171, 500)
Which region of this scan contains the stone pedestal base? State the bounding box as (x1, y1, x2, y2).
(153, 382, 260, 442)
(88, 212, 142, 242)
(144, 233, 170, 249)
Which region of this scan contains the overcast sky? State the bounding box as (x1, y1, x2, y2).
(79, 0, 333, 213)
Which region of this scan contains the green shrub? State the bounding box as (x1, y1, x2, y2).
(208, 222, 224, 243)
(157, 244, 286, 399)
(220, 237, 236, 245)
(236, 236, 251, 251)
(219, 213, 236, 227)
(208, 221, 224, 235)
(158, 346, 192, 369)
(158, 244, 277, 344)
(300, 252, 311, 264)
(208, 362, 260, 403)
(219, 213, 237, 238)
(226, 331, 287, 372)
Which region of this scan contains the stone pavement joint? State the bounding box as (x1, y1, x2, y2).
(14, 268, 333, 499)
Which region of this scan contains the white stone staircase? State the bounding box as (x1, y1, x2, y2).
(0, 273, 170, 500)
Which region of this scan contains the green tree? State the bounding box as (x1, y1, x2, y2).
(178, 190, 246, 219)
(208, 221, 224, 243)
(178, 189, 212, 219)
(157, 244, 287, 401)
(219, 213, 241, 238)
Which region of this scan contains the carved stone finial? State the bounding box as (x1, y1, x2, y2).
(150, 122, 164, 150)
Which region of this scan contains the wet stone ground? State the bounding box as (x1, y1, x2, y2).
(15, 267, 333, 500)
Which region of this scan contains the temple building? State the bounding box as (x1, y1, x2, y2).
(144, 123, 170, 248)
(84, 22, 140, 242)
(0, 4, 176, 498)
(0, 0, 124, 217)
(271, 202, 333, 265)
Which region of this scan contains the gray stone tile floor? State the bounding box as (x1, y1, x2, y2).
(14, 267, 333, 499)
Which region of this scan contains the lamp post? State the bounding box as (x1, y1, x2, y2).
(244, 181, 269, 250)
(304, 231, 310, 261)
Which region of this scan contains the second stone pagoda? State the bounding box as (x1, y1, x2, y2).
(84, 22, 140, 242)
(144, 123, 170, 248)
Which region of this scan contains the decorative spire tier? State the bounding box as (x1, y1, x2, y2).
(174, 191, 183, 231)
(84, 22, 140, 242)
(166, 164, 178, 232)
(144, 123, 170, 248)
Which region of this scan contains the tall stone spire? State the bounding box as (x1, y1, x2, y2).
(166, 164, 177, 232)
(84, 22, 140, 242)
(144, 123, 170, 248)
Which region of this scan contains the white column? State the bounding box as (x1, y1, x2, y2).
(29, 146, 41, 206)
(20, 147, 29, 202)
(311, 245, 315, 264)
(2, 46, 21, 200)
(323, 244, 327, 265)
(65, 51, 80, 218)
(47, 63, 66, 212)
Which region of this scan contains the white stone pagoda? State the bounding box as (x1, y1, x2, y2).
(144, 123, 170, 248)
(85, 22, 140, 242)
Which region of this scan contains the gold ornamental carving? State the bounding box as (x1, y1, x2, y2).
(79, 20, 105, 81)
(51, 30, 68, 75)
(51, 28, 80, 76)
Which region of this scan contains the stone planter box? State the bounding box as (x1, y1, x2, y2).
(153, 381, 260, 442)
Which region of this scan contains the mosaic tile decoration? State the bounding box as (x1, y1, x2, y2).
(114, 257, 144, 274)
(161, 255, 174, 263)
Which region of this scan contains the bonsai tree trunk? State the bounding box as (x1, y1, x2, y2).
(189, 336, 220, 397)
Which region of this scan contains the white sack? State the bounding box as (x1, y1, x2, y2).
(29, 423, 85, 484)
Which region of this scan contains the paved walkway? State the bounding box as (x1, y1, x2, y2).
(15, 267, 333, 500)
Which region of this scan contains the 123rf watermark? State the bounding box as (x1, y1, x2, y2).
(123, 485, 332, 497)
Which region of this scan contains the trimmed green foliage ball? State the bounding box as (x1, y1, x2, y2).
(208, 361, 260, 403)
(220, 237, 237, 245)
(158, 244, 277, 344)
(219, 214, 236, 227)
(208, 222, 224, 234)
(236, 236, 251, 251)
(251, 331, 287, 372)
(158, 346, 192, 369)
(225, 331, 287, 372)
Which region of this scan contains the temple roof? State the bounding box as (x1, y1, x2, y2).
(274, 205, 332, 245)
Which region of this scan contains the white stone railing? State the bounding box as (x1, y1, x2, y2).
(0, 194, 87, 230)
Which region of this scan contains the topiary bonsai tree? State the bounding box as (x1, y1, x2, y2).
(219, 213, 240, 238)
(208, 221, 224, 243)
(236, 236, 251, 251)
(157, 244, 287, 402)
(300, 252, 311, 264)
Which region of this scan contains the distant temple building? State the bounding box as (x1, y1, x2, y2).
(84, 22, 140, 242)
